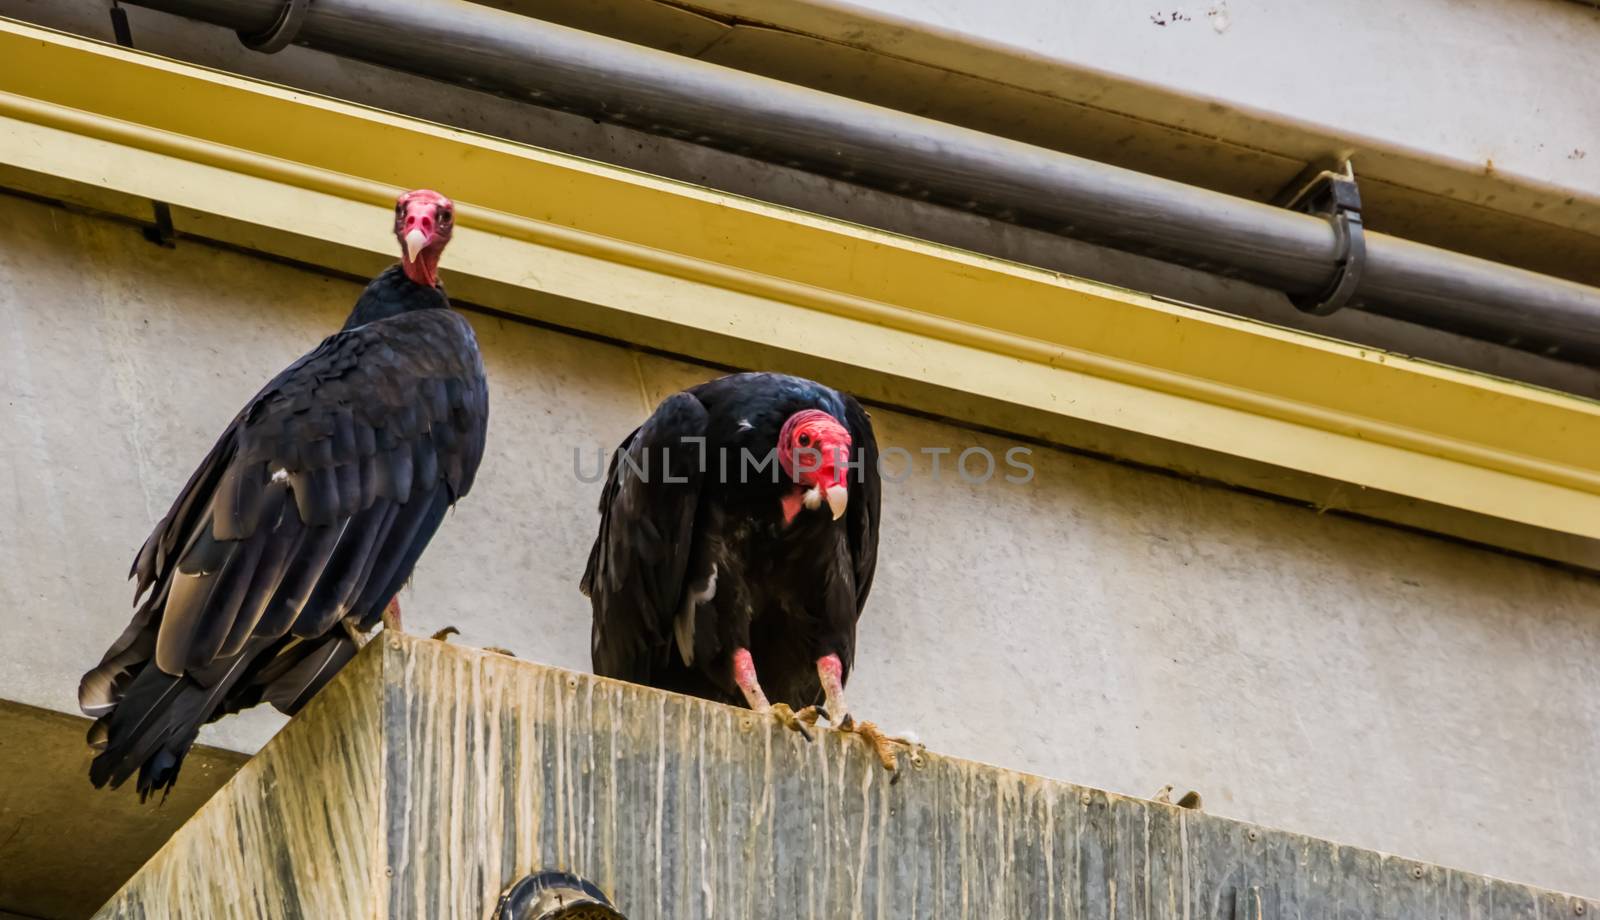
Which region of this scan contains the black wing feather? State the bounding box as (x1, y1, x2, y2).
(585, 392, 709, 683)
(218, 495, 302, 658)
(840, 394, 882, 612)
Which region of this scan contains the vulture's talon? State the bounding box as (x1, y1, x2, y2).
(831, 717, 922, 775)
(852, 719, 901, 773)
(767, 703, 818, 742)
(430, 626, 460, 642)
(340, 620, 371, 649)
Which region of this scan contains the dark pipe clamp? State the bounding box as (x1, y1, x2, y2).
(238, 0, 309, 53)
(1279, 162, 1366, 316)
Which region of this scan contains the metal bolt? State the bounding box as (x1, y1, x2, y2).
(388, 639, 401, 651)
(1410, 866, 1424, 880)
(1080, 791, 1092, 805)
(385, 866, 395, 878)
(1246, 829, 1259, 842)
(1575, 902, 1586, 916)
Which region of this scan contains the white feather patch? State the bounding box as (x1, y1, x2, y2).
(270, 468, 289, 484)
(674, 564, 717, 666)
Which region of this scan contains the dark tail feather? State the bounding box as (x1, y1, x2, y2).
(219, 631, 360, 719)
(88, 643, 263, 801)
(260, 633, 359, 716)
(88, 665, 201, 799)
(79, 597, 162, 719)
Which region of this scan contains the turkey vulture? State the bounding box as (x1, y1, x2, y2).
(78, 189, 489, 798)
(584, 372, 906, 769)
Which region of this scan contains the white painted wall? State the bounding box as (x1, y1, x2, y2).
(3, 192, 1598, 896)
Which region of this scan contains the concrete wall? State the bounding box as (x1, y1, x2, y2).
(4, 192, 1600, 896)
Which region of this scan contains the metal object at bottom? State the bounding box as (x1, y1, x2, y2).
(492, 870, 626, 920)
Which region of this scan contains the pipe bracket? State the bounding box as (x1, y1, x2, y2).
(238, 0, 308, 54)
(1281, 163, 1366, 317)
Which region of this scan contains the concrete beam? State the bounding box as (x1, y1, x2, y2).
(93, 636, 1599, 918)
(0, 703, 245, 919)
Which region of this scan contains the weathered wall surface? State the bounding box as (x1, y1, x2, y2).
(3, 193, 1599, 895)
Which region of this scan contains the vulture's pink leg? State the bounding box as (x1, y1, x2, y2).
(733, 648, 821, 741)
(814, 653, 921, 775)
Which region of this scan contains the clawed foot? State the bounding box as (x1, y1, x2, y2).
(428, 628, 515, 657)
(341, 620, 373, 649)
(1151, 784, 1203, 809)
(767, 703, 825, 742)
(766, 703, 925, 779)
(736, 651, 923, 778)
(834, 714, 924, 780)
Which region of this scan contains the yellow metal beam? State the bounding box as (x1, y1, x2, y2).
(1, 18, 1598, 560)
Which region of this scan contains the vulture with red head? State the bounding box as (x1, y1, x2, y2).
(584, 372, 908, 770)
(78, 189, 489, 798)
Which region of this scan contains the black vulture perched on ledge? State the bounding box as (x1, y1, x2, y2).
(78, 189, 489, 799)
(584, 372, 912, 771)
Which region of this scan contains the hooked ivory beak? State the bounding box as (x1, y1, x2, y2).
(403, 228, 429, 263)
(825, 484, 849, 520)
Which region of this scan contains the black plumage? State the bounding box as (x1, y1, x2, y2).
(79, 190, 487, 798)
(584, 372, 880, 713)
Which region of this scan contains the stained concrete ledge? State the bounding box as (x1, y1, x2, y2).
(91, 635, 1597, 918)
(0, 702, 247, 920)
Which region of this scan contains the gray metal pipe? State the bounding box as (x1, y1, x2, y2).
(127, 0, 1600, 363)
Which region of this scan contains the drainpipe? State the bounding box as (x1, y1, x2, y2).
(124, 0, 1600, 364)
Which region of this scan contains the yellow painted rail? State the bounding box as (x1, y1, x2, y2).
(1, 18, 1598, 562)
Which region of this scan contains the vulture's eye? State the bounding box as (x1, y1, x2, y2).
(439, 209, 453, 225)
(798, 433, 812, 447)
